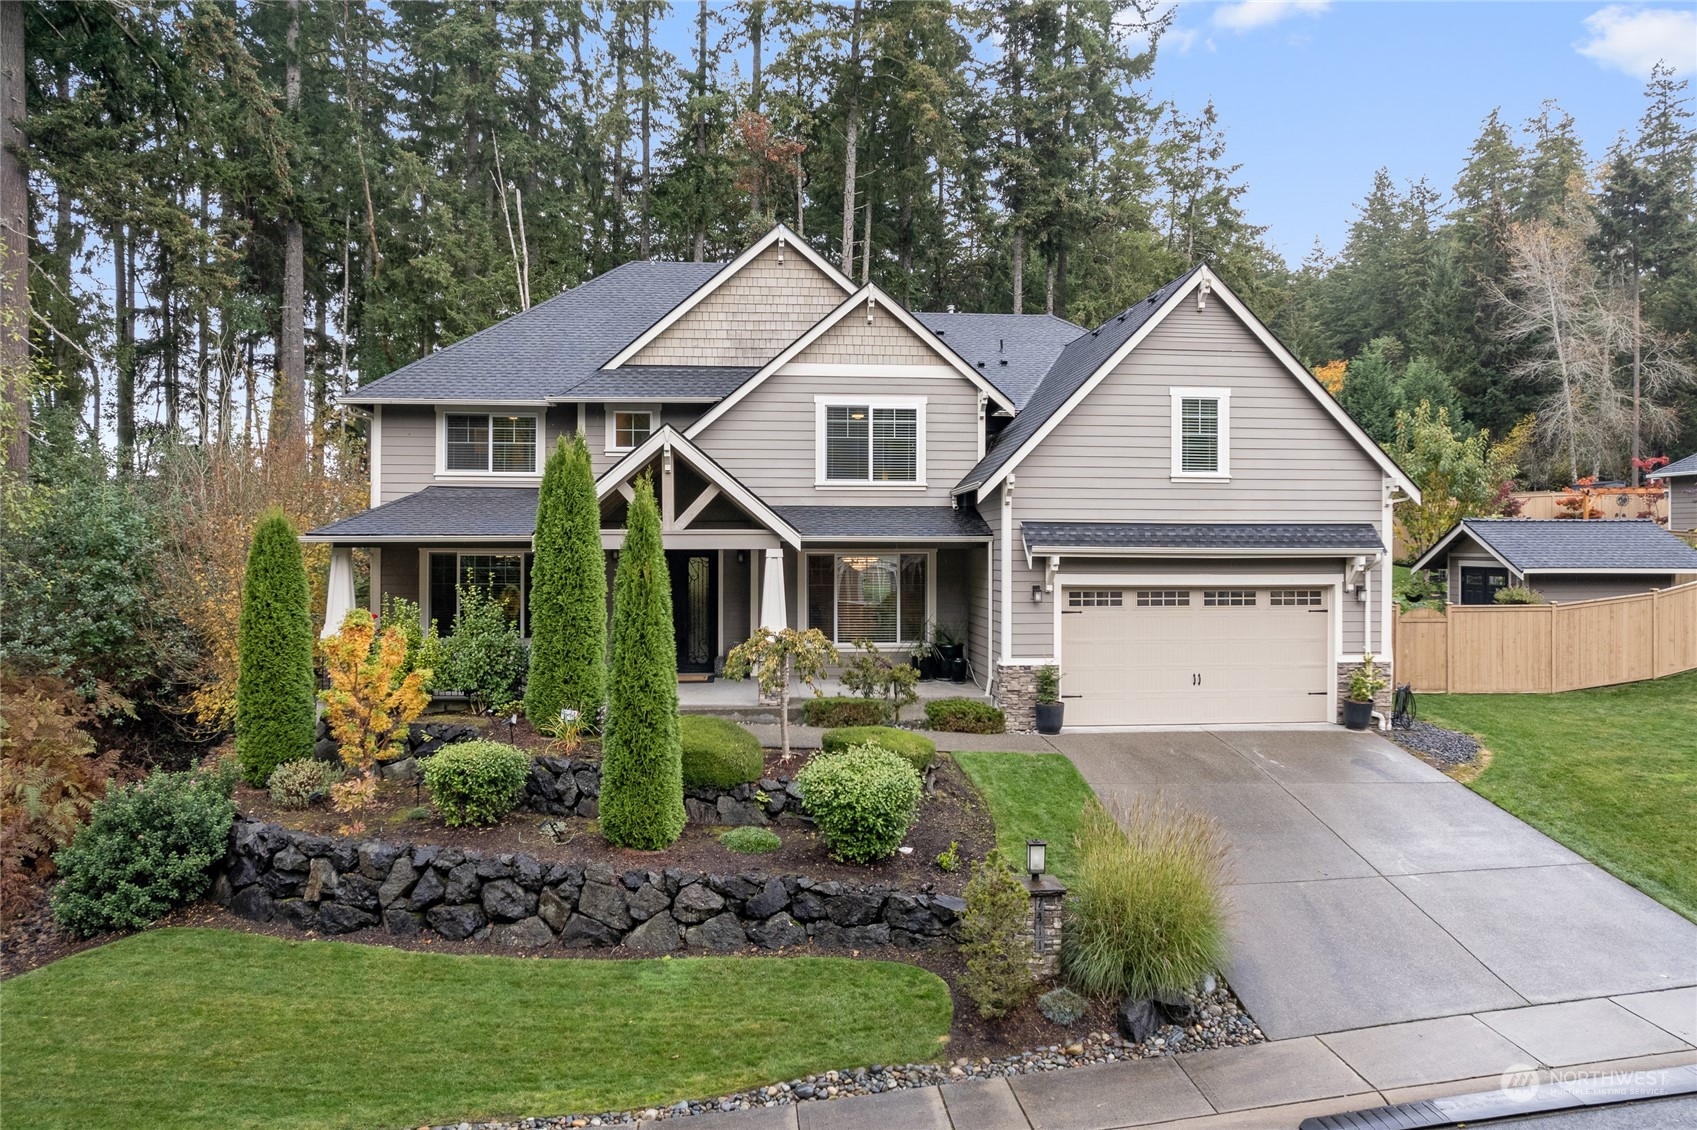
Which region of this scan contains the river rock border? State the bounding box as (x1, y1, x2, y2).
(216, 818, 964, 952)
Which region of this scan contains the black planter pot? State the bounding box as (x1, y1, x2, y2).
(1035, 701, 1064, 734)
(1342, 698, 1374, 731)
(912, 656, 931, 681)
(936, 643, 967, 684)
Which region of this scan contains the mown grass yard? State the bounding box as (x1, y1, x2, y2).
(953, 751, 1097, 884)
(1420, 670, 1697, 922)
(0, 928, 953, 1130)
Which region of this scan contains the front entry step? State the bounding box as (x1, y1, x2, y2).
(677, 673, 715, 684)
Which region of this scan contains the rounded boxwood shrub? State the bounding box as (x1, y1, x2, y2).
(51, 768, 237, 937)
(801, 696, 889, 728)
(820, 726, 937, 773)
(719, 825, 781, 854)
(924, 697, 1006, 734)
(680, 715, 763, 789)
(796, 744, 923, 864)
(422, 741, 530, 827)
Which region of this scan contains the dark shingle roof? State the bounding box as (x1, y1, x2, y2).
(347, 261, 726, 403)
(913, 312, 1087, 409)
(1451, 518, 1697, 572)
(1648, 452, 1697, 479)
(304, 486, 539, 541)
(771, 505, 991, 540)
(956, 267, 1204, 493)
(569, 366, 758, 400)
(1021, 521, 1383, 553)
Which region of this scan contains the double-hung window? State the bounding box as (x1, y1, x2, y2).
(806, 553, 928, 645)
(443, 412, 538, 474)
(1169, 388, 1230, 479)
(817, 398, 924, 485)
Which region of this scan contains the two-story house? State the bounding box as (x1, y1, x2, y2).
(306, 225, 1417, 729)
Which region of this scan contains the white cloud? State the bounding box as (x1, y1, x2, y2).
(1577, 6, 1697, 78)
(1164, 25, 1201, 53)
(1211, 0, 1330, 32)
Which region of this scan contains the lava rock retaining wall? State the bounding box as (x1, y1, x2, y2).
(217, 818, 964, 953)
(522, 756, 795, 827)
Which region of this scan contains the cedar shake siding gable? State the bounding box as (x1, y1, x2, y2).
(791, 307, 947, 367)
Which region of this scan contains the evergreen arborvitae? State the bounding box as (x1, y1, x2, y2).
(235, 510, 316, 786)
(525, 433, 606, 729)
(598, 476, 685, 849)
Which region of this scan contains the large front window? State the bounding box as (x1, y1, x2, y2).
(806, 553, 927, 644)
(819, 399, 922, 484)
(444, 413, 538, 473)
(428, 552, 532, 635)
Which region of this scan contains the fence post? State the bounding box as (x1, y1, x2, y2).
(1548, 601, 1558, 693)
(1651, 587, 1661, 678)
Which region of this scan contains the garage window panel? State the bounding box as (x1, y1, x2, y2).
(1136, 590, 1189, 606)
(1270, 589, 1325, 606)
(1068, 590, 1124, 607)
(1203, 589, 1256, 606)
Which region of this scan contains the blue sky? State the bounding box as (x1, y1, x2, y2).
(1144, 1, 1697, 261)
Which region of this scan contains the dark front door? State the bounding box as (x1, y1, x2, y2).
(666, 550, 719, 673)
(1460, 566, 1510, 605)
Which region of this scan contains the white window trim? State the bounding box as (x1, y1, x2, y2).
(420, 548, 533, 639)
(1169, 387, 1231, 481)
(435, 407, 545, 478)
(803, 549, 936, 648)
(813, 395, 928, 488)
(604, 402, 660, 455)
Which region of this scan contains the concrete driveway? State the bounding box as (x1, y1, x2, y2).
(1053, 728, 1697, 1040)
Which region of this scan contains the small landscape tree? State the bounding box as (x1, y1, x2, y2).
(525, 433, 607, 730)
(599, 476, 686, 849)
(725, 627, 839, 758)
(235, 509, 316, 786)
(1389, 402, 1524, 559)
(319, 609, 432, 835)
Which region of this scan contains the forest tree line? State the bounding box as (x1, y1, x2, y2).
(2, 1, 1694, 488)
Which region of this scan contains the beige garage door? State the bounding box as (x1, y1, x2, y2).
(1060, 585, 1332, 726)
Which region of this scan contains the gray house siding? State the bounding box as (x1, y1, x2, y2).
(1531, 573, 1678, 602)
(581, 402, 707, 478)
(377, 403, 577, 504)
(374, 544, 422, 611)
(1667, 479, 1697, 534)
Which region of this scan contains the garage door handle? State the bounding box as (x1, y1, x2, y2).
(1061, 610, 1082, 615)
(1308, 691, 1327, 695)
(1061, 694, 1083, 699)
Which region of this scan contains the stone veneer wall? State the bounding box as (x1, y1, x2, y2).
(1335, 660, 1394, 723)
(994, 662, 1039, 731)
(217, 819, 965, 953)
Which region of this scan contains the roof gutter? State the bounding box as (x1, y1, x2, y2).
(1021, 544, 1383, 558)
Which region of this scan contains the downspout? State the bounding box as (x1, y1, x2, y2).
(1000, 476, 1015, 666)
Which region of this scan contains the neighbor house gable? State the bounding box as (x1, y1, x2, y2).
(609, 226, 853, 370)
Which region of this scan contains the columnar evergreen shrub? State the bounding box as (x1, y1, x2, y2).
(960, 850, 1038, 1018)
(679, 715, 763, 789)
(51, 767, 237, 936)
(820, 726, 937, 772)
(525, 433, 606, 729)
(598, 477, 686, 849)
(796, 743, 923, 863)
(422, 741, 530, 827)
(235, 510, 316, 786)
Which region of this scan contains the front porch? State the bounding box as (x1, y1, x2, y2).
(676, 669, 993, 724)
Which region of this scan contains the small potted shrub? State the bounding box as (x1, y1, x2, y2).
(1034, 664, 1063, 734)
(1343, 653, 1387, 731)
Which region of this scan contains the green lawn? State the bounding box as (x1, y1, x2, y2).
(0, 928, 953, 1130)
(1420, 670, 1697, 921)
(954, 751, 1096, 884)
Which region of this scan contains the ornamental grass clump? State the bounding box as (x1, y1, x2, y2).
(719, 826, 781, 854)
(796, 744, 922, 864)
(422, 741, 530, 827)
(1061, 799, 1229, 1000)
(235, 510, 316, 786)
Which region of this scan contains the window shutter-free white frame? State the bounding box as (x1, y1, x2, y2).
(1169, 387, 1230, 480)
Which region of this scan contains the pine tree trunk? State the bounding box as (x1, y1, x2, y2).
(115, 224, 135, 472)
(840, 0, 861, 277)
(1011, 229, 1024, 314)
(641, 7, 652, 258)
(1, 0, 28, 475)
(861, 198, 871, 285)
(1630, 262, 1641, 486)
(749, 0, 763, 220)
(276, 0, 306, 451)
(693, 0, 707, 263)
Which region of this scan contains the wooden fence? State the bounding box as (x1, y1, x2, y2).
(1510, 489, 1667, 522)
(1394, 580, 1697, 694)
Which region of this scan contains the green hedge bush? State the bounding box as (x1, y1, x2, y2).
(51, 768, 237, 937)
(422, 741, 530, 827)
(680, 715, 764, 789)
(821, 726, 937, 772)
(235, 510, 316, 786)
(525, 433, 607, 729)
(801, 696, 889, 728)
(924, 698, 1006, 734)
(796, 744, 923, 864)
(719, 826, 781, 854)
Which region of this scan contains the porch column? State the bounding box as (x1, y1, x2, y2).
(322, 546, 357, 638)
(759, 547, 788, 630)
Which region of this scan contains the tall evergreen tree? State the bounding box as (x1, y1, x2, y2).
(599, 476, 685, 850)
(524, 433, 606, 730)
(1338, 337, 1402, 446)
(235, 510, 316, 786)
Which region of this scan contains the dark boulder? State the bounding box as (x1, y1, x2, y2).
(480, 879, 535, 923)
(335, 874, 381, 912)
(357, 841, 403, 881)
(492, 916, 555, 949)
(625, 911, 682, 954)
(684, 912, 747, 951)
(276, 899, 318, 931)
(671, 883, 725, 925)
(230, 885, 275, 923)
(407, 867, 447, 911)
(748, 912, 808, 950)
(626, 883, 671, 923)
(558, 913, 621, 948)
(576, 882, 632, 931)
(825, 891, 884, 927)
(1117, 998, 1163, 1043)
(443, 861, 481, 904)
(317, 902, 378, 935)
(384, 908, 424, 937)
(426, 903, 488, 941)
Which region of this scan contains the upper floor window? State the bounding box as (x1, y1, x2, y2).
(816, 397, 925, 485)
(444, 413, 538, 474)
(1170, 387, 1230, 479)
(607, 404, 656, 453)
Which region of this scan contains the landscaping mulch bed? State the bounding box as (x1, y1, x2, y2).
(234, 748, 995, 896)
(1389, 720, 1480, 768)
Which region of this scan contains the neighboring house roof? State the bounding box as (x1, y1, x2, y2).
(345, 260, 725, 404)
(303, 486, 538, 542)
(567, 365, 758, 400)
(772, 505, 992, 541)
(1411, 518, 1697, 574)
(1022, 521, 1384, 557)
(1647, 452, 1697, 479)
(913, 312, 1087, 410)
(956, 269, 1202, 495)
